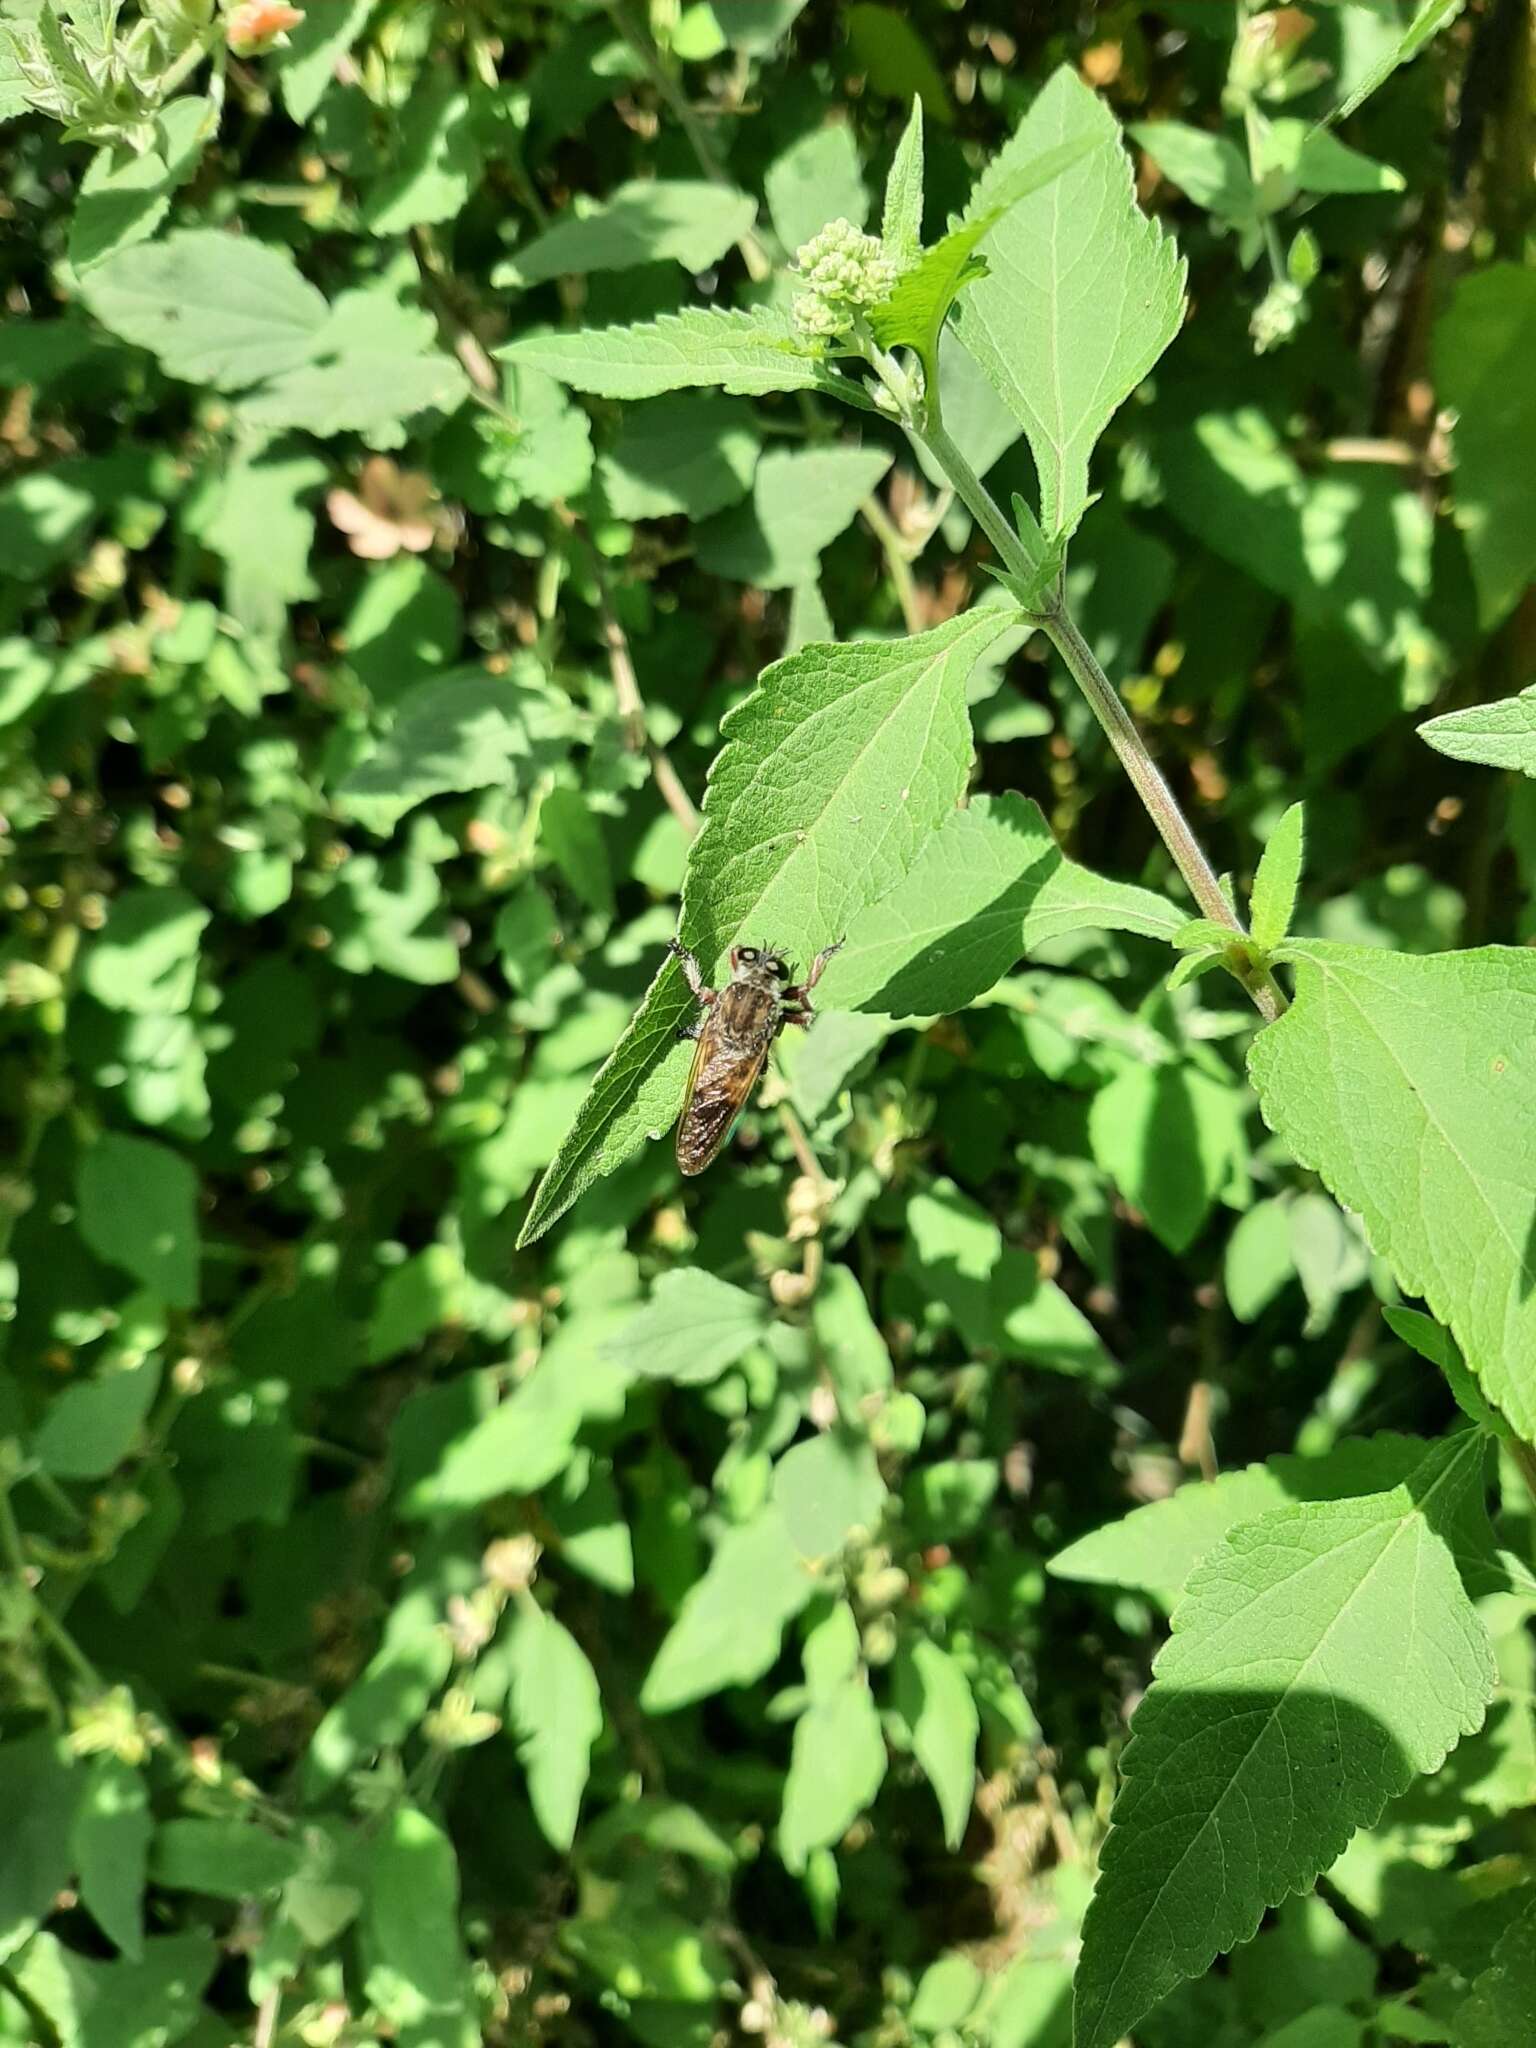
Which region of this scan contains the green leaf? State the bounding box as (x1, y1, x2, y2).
(436, 360, 593, 514)
(500, 305, 875, 405)
(73, 1757, 149, 1960)
(70, 96, 214, 271)
(505, 1607, 603, 1852)
(79, 228, 328, 388)
(814, 793, 1182, 1018)
(1251, 802, 1305, 952)
(1225, 1196, 1296, 1322)
(641, 1505, 815, 1712)
(773, 1431, 887, 1562)
(0, 1735, 81, 1964)
(696, 444, 891, 588)
(954, 66, 1185, 542)
(518, 607, 1012, 1244)
(1131, 121, 1257, 223)
(605, 1268, 768, 1385)
(767, 122, 866, 259)
(893, 1637, 979, 1849)
(1258, 118, 1405, 198)
(1074, 1434, 1496, 2048)
(1454, 1893, 1536, 2046)
(910, 1955, 984, 2033)
(276, 0, 376, 123)
(151, 1819, 305, 1899)
(599, 392, 758, 520)
(844, 3, 951, 122)
(32, 1357, 161, 1478)
(779, 1604, 888, 1873)
(335, 666, 555, 833)
(1385, 1305, 1509, 1439)
(881, 96, 925, 265)
(1249, 941, 1536, 1441)
(501, 180, 755, 287)
(195, 445, 325, 636)
(1329, 0, 1466, 126)
(76, 1132, 199, 1307)
(867, 130, 1102, 384)
(361, 82, 481, 236)
(80, 886, 208, 1014)
(363, 1805, 476, 2041)
(325, 850, 460, 985)
(1434, 266, 1536, 630)
(239, 287, 467, 438)
(1089, 1058, 1246, 1254)
(1420, 682, 1536, 776)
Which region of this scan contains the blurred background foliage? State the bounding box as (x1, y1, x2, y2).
(1, 2, 1534, 2045)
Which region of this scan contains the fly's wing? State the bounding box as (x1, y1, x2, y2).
(675, 1027, 767, 1175)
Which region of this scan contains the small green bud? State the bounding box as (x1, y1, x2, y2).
(791, 218, 898, 343)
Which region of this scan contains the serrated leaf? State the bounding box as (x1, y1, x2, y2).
(765, 123, 866, 267)
(500, 180, 756, 286)
(505, 1608, 603, 1853)
(517, 608, 1011, 1244)
(1329, 0, 1466, 126)
(1249, 941, 1536, 1441)
(893, 1637, 979, 1849)
(1454, 1892, 1536, 2046)
(605, 1268, 767, 1385)
(79, 228, 328, 388)
(954, 66, 1185, 542)
(1251, 802, 1305, 952)
(1074, 1433, 1496, 2048)
(641, 1505, 815, 1713)
(868, 128, 1103, 385)
(813, 792, 1181, 1018)
(599, 392, 758, 520)
(1434, 265, 1536, 631)
(696, 443, 891, 588)
(501, 304, 874, 405)
(1420, 682, 1536, 775)
(881, 96, 925, 264)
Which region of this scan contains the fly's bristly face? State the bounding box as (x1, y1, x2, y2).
(728, 943, 792, 994)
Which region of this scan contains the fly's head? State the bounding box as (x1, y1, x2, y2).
(728, 943, 792, 997)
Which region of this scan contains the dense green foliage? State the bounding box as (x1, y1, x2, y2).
(3, 4, 1536, 2046)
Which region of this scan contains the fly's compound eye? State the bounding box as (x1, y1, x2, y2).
(738, 946, 758, 962)
(765, 957, 786, 979)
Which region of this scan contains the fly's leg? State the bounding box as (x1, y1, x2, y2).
(800, 937, 845, 992)
(778, 937, 845, 1030)
(668, 938, 715, 1040)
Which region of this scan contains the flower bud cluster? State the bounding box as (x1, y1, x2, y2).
(791, 219, 897, 342)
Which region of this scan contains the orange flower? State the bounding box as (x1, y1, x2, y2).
(327, 456, 439, 561)
(225, 2, 304, 55)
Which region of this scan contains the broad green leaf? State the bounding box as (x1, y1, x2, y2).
(73, 1757, 149, 1960)
(505, 1607, 603, 1853)
(1385, 1305, 1509, 1439)
(1420, 683, 1536, 776)
(499, 180, 756, 286)
(773, 1431, 887, 1561)
(540, 784, 613, 915)
(334, 666, 555, 833)
(325, 849, 460, 985)
(893, 1637, 979, 1849)
(276, 0, 376, 123)
(954, 66, 1185, 541)
(641, 1505, 815, 1712)
(910, 1955, 984, 2033)
(1257, 118, 1405, 198)
(779, 1605, 887, 1873)
(812, 1264, 894, 1419)
(844, 3, 951, 122)
(79, 229, 328, 388)
(815, 793, 1181, 1018)
(361, 82, 481, 236)
(604, 1267, 767, 1385)
(881, 95, 925, 264)
(599, 392, 758, 520)
(867, 131, 1103, 385)
(1329, 0, 1466, 125)
(1089, 1057, 1246, 1254)
(1251, 802, 1305, 952)
(707, 0, 809, 52)
(76, 1132, 199, 1307)
(239, 288, 467, 438)
(1131, 121, 1257, 223)
(11, 1930, 216, 2048)
(151, 1819, 304, 1898)
(80, 886, 208, 1014)
(1074, 1434, 1496, 2048)
(1435, 266, 1536, 630)
(1290, 1190, 1370, 1333)
(70, 95, 214, 271)
(697, 444, 891, 588)
(766, 123, 866, 264)
(1225, 1195, 1296, 1322)
(502, 305, 875, 405)
(436, 359, 593, 514)
(0, 1735, 81, 1964)
(194, 446, 325, 637)
(1454, 1893, 1536, 2046)
(1048, 1432, 1466, 1612)
(32, 1357, 161, 1478)
(1249, 941, 1536, 1441)
(363, 1805, 476, 2043)
(517, 608, 1012, 1244)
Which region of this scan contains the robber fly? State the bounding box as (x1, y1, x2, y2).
(667, 937, 844, 1176)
